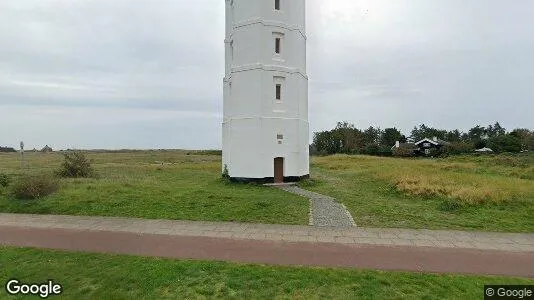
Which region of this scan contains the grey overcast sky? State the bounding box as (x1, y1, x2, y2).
(0, 0, 533, 150)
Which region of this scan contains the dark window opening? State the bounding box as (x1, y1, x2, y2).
(275, 0, 280, 10)
(275, 38, 281, 54)
(276, 84, 282, 100)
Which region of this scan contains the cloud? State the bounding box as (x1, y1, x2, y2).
(0, 0, 533, 149)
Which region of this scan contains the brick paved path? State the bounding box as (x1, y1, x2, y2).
(1, 214, 533, 277)
(1, 213, 532, 252)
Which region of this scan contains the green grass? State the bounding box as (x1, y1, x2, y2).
(1, 247, 532, 299)
(300, 153, 534, 232)
(0, 151, 308, 225)
(2, 151, 533, 232)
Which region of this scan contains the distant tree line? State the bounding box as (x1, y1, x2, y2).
(311, 122, 534, 156)
(0, 147, 17, 153)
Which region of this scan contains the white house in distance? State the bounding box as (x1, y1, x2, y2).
(222, 0, 309, 183)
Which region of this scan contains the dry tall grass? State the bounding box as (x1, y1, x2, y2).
(313, 154, 534, 204)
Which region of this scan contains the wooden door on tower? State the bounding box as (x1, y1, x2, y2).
(274, 157, 284, 183)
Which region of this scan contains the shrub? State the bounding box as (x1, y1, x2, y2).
(222, 164, 230, 179)
(487, 135, 522, 153)
(298, 178, 319, 188)
(11, 174, 59, 200)
(439, 199, 463, 212)
(393, 147, 415, 158)
(363, 143, 380, 156)
(187, 150, 222, 156)
(444, 142, 475, 155)
(0, 147, 17, 153)
(0, 173, 10, 187)
(377, 146, 393, 157)
(427, 148, 444, 157)
(474, 139, 487, 150)
(56, 151, 94, 178)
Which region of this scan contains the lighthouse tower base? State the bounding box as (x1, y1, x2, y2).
(222, 116, 310, 184)
(229, 175, 310, 184)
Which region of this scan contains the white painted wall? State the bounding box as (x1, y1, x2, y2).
(223, 0, 309, 179)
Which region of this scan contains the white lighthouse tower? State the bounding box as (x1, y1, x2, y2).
(223, 0, 309, 183)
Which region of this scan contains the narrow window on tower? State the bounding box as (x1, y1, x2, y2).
(275, 0, 280, 11)
(273, 32, 284, 57)
(274, 76, 285, 103)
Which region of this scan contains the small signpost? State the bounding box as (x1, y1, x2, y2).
(20, 141, 24, 169)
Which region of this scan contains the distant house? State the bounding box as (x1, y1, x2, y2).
(41, 145, 53, 153)
(390, 141, 418, 157)
(391, 141, 417, 151)
(393, 137, 449, 156)
(414, 137, 449, 155)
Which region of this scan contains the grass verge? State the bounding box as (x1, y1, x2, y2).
(1, 247, 533, 299)
(302, 154, 534, 232)
(0, 151, 308, 225)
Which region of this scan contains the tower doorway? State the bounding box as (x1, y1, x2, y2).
(274, 157, 284, 183)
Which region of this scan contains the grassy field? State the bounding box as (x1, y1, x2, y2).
(1, 150, 533, 232)
(0, 151, 308, 225)
(1, 247, 533, 299)
(302, 153, 534, 232)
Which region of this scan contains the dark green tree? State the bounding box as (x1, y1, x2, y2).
(468, 125, 487, 141)
(468, 125, 487, 148)
(380, 128, 404, 147)
(410, 124, 446, 142)
(486, 122, 506, 138)
(312, 130, 342, 155)
(510, 129, 534, 151)
(445, 129, 463, 143)
(363, 126, 382, 145)
(487, 134, 522, 153)
(334, 122, 364, 154)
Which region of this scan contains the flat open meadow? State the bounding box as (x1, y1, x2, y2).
(1, 150, 533, 232)
(0, 151, 308, 225)
(303, 153, 534, 232)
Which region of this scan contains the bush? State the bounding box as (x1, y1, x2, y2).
(222, 164, 230, 179)
(56, 151, 94, 178)
(363, 143, 380, 156)
(0, 173, 10, 187)
(487, 135, 522, 153)
(11, 174, 59, 200)
(439, 199, 463, 212)
(444, 142, 475, 155)
(393, 147, 415, 157)
(377, 146, 393, 157)
(0, 147, 17, 153)
(474, 139, 487, 150)
(427, 148, 444, 157)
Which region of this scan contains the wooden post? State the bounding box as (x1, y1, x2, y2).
(20, 141, 24, 169)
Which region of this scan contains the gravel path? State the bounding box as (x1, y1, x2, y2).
(277, 186, 356, 228)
